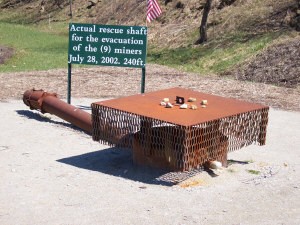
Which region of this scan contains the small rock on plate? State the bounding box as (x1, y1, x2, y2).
(166, 102, 173, 108)
(190, 104, 197, 110)
(180, 103, 188, 109)
(201, 100, 208, 105)
(163, 98, 169, 103)
(188, 97, 197, 102)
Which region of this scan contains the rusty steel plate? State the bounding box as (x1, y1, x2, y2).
(93, 87, 268, 126)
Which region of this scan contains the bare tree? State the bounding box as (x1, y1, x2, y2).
(195, 0, 212, 45)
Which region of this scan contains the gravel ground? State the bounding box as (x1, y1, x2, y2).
(0, 64, 299, 111)
(0, 63, 299, 224)
(0, 99, 300, 225)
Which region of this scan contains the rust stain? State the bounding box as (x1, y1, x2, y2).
(179, 178, 206, 188)
(23, 89, 92, 133)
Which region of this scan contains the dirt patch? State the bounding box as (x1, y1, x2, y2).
(0, 46, 14, 64)
(0, 64, 299, 111)
(224, 36, 300, 88)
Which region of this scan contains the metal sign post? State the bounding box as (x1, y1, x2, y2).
(67, 23, 148, 103)
(67, 63, 72, 104)
(141, 67, 146, 93)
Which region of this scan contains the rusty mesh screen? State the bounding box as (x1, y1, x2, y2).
(91, 103, 269, 171)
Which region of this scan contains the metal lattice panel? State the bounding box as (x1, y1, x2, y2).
(91, 103, 269, 172)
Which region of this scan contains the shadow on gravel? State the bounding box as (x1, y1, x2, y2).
(57, 147, 176, 186)
(16, 110, 88, 134)
(57, 147, 205, 186)
(227, 159, 250, 166)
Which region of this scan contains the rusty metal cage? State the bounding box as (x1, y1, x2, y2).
(91, 88, 269, 172)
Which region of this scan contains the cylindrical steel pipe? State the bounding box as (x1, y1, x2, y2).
(23, 89, 92, 134)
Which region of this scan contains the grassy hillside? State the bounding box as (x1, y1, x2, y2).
(0, 22, 68, 72)
(0, 0, 298, 76)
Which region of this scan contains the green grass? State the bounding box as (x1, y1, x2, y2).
(247, 169, 261, 175)
(0, 22, 68, 72)
(148, 32, 282, 74)
(0, 21, 283, 74)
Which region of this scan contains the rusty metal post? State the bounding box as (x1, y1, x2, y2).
(23, 89, 92, 134)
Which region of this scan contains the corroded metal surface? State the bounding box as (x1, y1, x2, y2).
(92, 87, 269, 171)
(23, 89, 92, 134)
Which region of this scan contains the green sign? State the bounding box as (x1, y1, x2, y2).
(68, 23, 147, 68)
